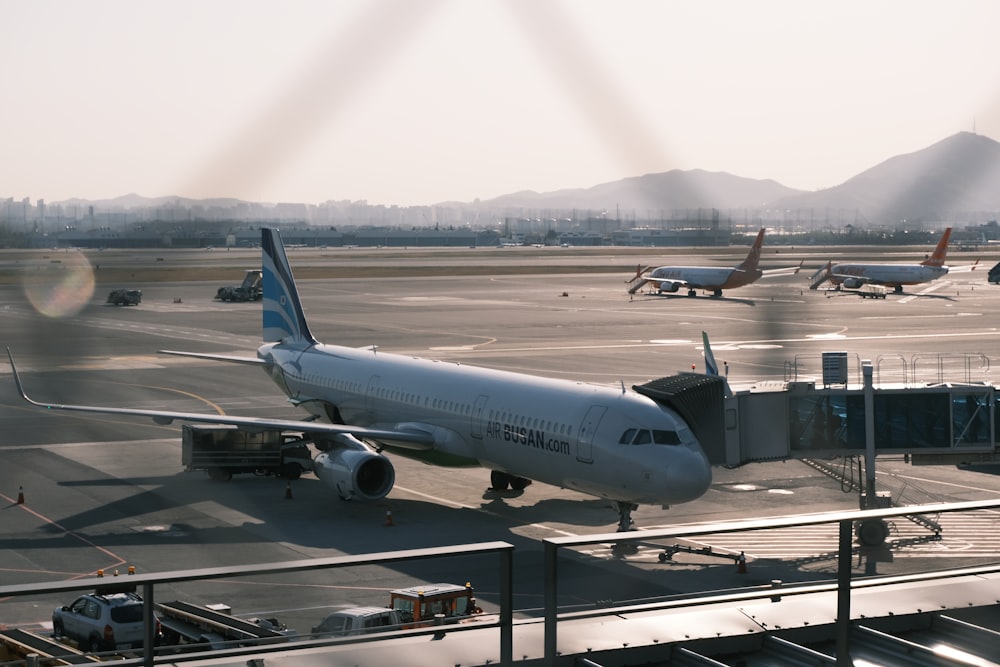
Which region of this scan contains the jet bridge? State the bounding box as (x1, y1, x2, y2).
(721, 365, 997, 468)
(632, 373, 728, 465)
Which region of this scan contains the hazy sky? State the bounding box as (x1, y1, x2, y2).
(5, 0, 1000, 206)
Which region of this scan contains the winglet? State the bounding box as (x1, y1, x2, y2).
(6, 346, 31, 404)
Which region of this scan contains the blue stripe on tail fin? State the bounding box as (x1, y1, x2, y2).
(262, 228, 317, 344)
(702, 331, 719, 376)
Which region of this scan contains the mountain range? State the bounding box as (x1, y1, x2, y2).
(49, 132, 1000, 225)
(478, 132, 1000, 224)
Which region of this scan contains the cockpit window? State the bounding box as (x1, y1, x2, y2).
(620, 429, 682, 445)
(653, 430, 681, 445)
(632, 430, 652, 444)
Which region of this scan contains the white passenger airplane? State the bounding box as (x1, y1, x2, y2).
(808, 227, 961, 293)
(8, 228, 714, 531)
(626, 228, 801, 297)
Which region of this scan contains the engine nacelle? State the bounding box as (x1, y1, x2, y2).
(657, 281, 680, 293)
(312, 434, 395, 501)
(842, 277, 864, 289)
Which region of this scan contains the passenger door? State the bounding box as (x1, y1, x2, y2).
(577, 406, 606, 463)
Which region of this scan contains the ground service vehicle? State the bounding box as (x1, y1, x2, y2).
(52, 588, 156, 652)
(989, 261, 1000, 284)
(215, 269, 262, 301)
(157, 601, 293, 650)
(182, 424, 313, 481)
(389, 582, 482, 628)
(106, 288, 142, 306)
(311, 608, 402, 638)
(858, 284, 887, 299)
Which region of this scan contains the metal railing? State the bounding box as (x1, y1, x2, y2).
(542, 499, 1000, 667)
(0, 541, 514, 667)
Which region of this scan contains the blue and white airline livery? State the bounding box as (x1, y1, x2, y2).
(8, 228, 713, 530)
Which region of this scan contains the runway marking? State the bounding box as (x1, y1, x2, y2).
(0, 491, 129, 588)
(392, 484, 582, 538)
(420, 329, 1000, 362)
(583, 510, 1000, 562)
(883, 473, 1000, 495)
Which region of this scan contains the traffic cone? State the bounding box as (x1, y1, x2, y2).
(384, 509, 393, 527)
(16, 486, 24, 504)
(285, 482, 293, 500)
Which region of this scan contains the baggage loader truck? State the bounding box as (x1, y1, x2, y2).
(182, 424, 313, 482)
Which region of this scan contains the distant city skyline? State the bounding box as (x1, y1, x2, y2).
(4, 1, 1000, 207)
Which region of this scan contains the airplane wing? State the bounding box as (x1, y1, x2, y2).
(6, 348, 435, 448)
(761, 260, 803, 278)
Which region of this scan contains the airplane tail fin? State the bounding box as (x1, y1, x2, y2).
(921, 227, 952, 267)
(262, 228, 317, 345)
(701, 331, 733, 397)
(735, 228, 766, 271)
(702, 331, 719, 376)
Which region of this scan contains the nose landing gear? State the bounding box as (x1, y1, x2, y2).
(615, 501, 638, 532)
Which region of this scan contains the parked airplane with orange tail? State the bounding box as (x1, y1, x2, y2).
(627, 228, 801, 297)
(807, 227, 972, 293)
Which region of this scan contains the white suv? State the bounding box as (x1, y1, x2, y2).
(52, 591, 154, 652)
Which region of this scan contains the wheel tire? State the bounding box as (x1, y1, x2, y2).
(857, 518, 889, 546)
(490, 470, 510, 491)
(207, 467, 232, 482)
(510, 476, 531, 491)
(280, 463, 302, 480)
(84, 634, 103, 653)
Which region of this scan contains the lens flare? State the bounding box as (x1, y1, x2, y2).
(22, 250, 96, 318)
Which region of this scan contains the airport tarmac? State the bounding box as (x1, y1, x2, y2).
(2, 245, 1000, 639)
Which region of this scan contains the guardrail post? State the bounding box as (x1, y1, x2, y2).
(836, 519, 853, 666)
(143, 582, 155, 667)
(543, 539, 558, 667)
(500, 546, 513, 666)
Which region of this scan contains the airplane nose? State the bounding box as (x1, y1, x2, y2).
(664, 447, 712, 504)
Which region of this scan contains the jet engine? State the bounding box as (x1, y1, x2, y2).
(312, 433, 395, 501)
(841, 277, 864, 289)
(657, 281, 680, 293)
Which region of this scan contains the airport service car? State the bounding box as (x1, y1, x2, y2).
(311, 607, 402, 637)
(52, 590, 156, 652)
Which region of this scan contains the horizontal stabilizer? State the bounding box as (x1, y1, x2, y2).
(762, 260, 804, 278)
(159, 350, 266, 365)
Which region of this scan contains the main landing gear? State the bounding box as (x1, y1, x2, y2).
(489, 470, 532, 492)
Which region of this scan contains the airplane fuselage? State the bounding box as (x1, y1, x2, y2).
(648, 266, 761, 292)
(829, 263, 949, 288)
(259, 341, 712, 506)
